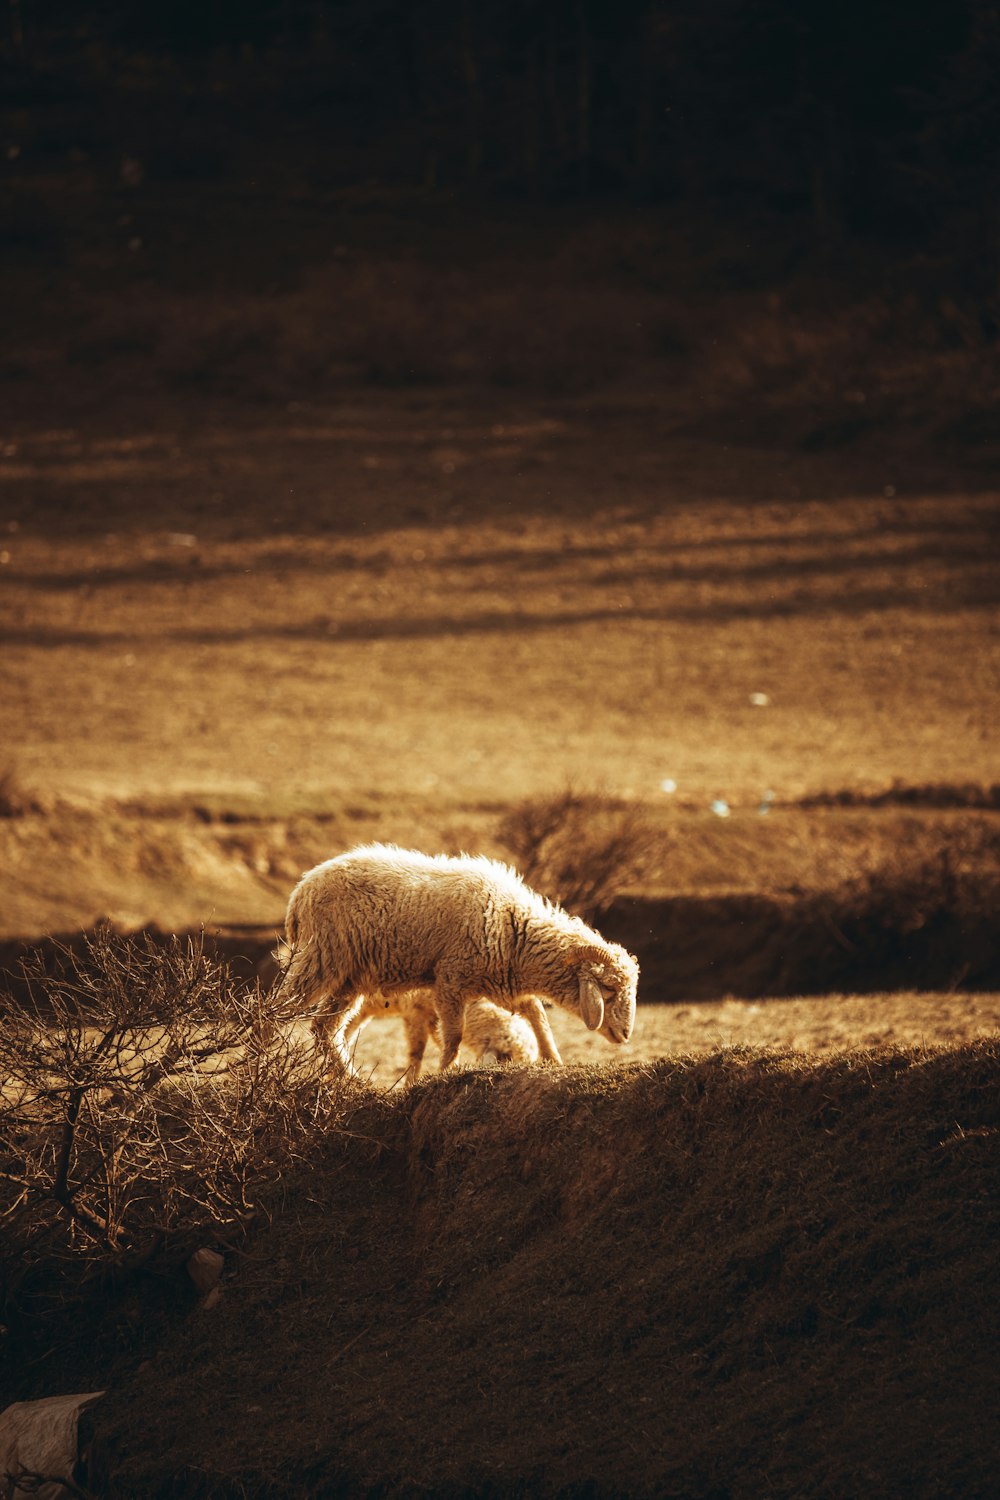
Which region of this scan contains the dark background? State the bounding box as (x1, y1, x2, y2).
(2, 1, 998, 440)
(6, 0, 1000, 233)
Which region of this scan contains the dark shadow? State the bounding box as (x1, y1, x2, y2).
(5, 575, 998, 651)
(6, 518, 998, 596)
(4, 410, 1000, 545)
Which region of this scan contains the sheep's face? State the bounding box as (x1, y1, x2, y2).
(577, 945, 638, 1045)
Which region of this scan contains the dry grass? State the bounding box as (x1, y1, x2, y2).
(2, 450, 996, 826)
(0, 765, 41, 820)
(76, 1040, 1000, 1499)
(496, 789, 660, 917)
(347, 991, 1000, 1086)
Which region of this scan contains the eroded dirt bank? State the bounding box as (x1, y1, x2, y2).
(3, 798, 998, 1002)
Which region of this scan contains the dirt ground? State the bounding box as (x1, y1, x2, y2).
(3, 404, 997, 810)
(347, 991, 1000, 1086)
(2, 393, 998, 959)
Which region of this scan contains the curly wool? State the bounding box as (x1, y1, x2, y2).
(280, 843, 639, 1074)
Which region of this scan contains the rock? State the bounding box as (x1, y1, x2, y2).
(0, 1391, 104, 1499)
(186, 1247, 224, 1295)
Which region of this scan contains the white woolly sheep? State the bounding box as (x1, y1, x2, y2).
(278, 842, 638, 1075)
(341, 990, 547, 1083)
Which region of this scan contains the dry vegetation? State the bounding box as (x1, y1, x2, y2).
(496, 789, 660, 919)
(74, 1038, 1000, 1499)
(0, 931, 346, 1329)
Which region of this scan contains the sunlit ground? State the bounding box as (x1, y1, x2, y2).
(346, 992, 1000, 1089)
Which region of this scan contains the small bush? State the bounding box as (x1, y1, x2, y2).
(0, 764, 40, 818)
(0, 926, 345, 1320)
(496, 790, 659, 919)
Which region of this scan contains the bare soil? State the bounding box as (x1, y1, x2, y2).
(349, 991, 1000, 1086)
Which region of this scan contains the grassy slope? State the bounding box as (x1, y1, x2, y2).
(89, 1043, 1000, 1499)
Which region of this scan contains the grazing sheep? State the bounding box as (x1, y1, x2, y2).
(278, 843, 638, 1075)
(341, 990, 546, 1083)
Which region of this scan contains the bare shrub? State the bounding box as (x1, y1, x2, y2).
(0, 926, 345, 1316)
(0, 764, 40, 818)
(821, 846, 1000, 991)
(496, 790, 659, 919)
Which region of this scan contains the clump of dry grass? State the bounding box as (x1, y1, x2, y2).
(496, 790, 660, 919)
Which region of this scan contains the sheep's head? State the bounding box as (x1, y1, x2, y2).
(577, 943, 639, 1046)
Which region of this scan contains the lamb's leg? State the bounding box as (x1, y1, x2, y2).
(517, 996, 563, 1065)
(340, 994, 378, 1052)
(401, 1008, 432, 1085)
(435, 987, 466, 1071)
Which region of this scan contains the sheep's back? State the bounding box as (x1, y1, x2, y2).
(287, 850, 510, 986)
(288, 844, 592, 993)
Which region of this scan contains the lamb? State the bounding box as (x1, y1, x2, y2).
(264, 946, 561, 1077)
(278, 842, 638, 1075)
(341, 990, 548, 1083)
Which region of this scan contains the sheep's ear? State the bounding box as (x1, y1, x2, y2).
(584, 953, 616, 1002)
(578, 971, 605, 1031)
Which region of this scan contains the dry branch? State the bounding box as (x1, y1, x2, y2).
(497, 789, 659, 917)
(0, 925, 348, 1318)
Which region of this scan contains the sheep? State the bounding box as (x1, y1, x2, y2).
(464, 996, 547, 1067)
(278, 842, 638, 1076)
(341, 990, 547, 1083)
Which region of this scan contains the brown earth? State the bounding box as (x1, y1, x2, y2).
(2, 193, 1000, 1498)
(2, 393, 998, 961)
(3, 403, 998, 815)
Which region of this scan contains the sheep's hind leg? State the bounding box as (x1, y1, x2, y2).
(312, 996, 364, 1077)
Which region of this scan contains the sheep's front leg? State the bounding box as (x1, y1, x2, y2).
(518, 995, 563, 1065)
(435, 987, 466, 1072)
